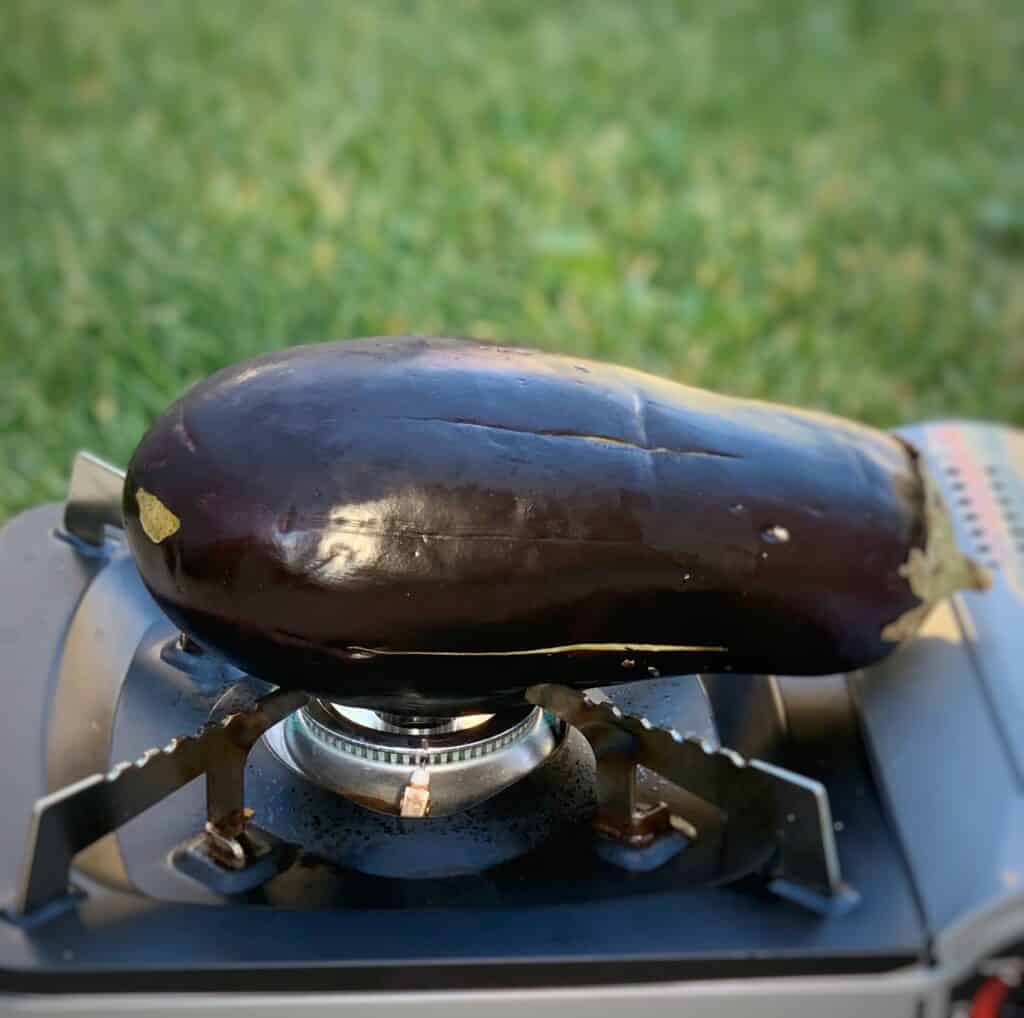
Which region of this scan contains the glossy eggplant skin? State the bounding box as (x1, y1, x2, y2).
(123, 337, 957, 713)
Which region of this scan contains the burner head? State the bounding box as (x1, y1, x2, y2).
(264, 700, 563, 818)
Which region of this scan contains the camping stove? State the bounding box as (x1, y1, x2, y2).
(0, 419, 1022, 1017)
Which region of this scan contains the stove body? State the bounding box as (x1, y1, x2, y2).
(0, 419, 1021, 1015)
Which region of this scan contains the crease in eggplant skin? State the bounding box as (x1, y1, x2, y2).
(380, 416, 744, 459)
(342, 641, 730, 656)
(121, 336, 985, 712)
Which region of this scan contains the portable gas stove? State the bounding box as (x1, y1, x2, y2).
(0, 418, 1022, 1017)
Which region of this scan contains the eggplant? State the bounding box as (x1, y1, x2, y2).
(122, 337, 987, 713)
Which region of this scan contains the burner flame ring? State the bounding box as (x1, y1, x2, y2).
(264, 699, 563, 818)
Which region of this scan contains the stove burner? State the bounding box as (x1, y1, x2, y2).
(264, 699, 563, 817)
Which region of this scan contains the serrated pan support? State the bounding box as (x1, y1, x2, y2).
(6, 689, 306, 919)
(527, 683, 855, 911)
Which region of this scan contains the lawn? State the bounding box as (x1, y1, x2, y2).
(3, 0, 1023, 521)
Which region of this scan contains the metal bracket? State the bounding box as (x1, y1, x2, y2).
(5, 689, 307, 920)
(62, 451, 125, 547)
(528, 683, 856, 912)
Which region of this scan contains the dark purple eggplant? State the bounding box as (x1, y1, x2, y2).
(122, 337, 987, 713)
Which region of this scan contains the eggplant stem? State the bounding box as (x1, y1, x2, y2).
(881, 458, 991, 643)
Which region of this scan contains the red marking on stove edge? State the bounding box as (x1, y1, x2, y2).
(969, 975, 1011, 1018)
(931, 425, 1010, 570)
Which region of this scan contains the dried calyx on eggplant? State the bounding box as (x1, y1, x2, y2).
(122, 337, 988, 714)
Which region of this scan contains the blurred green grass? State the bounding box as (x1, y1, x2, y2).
(3, 0, 1024, 520)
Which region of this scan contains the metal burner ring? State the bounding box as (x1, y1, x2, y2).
(264, 699, 563, 818)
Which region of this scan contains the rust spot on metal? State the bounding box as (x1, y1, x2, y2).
(595, 801, 674, 848)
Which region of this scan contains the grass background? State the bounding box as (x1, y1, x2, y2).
(3, 0, 1023, 521)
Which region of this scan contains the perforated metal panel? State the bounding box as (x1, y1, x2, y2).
(855, 421, 1024, 964)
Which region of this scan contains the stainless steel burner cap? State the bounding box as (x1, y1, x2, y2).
(264, 700, 563, 818)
